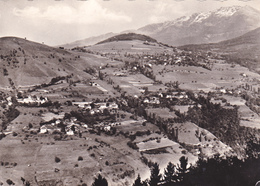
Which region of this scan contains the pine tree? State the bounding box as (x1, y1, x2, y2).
(133, 174, 143, 186)
(149, 163, 161, 186)
(177, 156, 189, 183)
(164, 162, 176, 184)
(92, 174, 108, 186)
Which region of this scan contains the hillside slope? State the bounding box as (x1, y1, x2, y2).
(0, 37, 110, 88)
(59, 32, 117, 49)
(96, 33, 157, 45)
(180, 27, 260, 71)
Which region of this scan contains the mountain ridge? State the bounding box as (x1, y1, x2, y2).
(61, 5, 260, 48)
(179, 26, 260, 72)
(138, 5, 260, 46)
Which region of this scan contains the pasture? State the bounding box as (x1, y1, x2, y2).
(153, 62, 260, 92)
(146, 108, 178, 119)
(87, 40, 173, 55)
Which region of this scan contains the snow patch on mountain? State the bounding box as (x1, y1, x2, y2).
(214, 6, 241, 17)
(193, 12, 211, 23)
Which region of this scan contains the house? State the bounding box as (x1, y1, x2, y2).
(90, 110, 95, 115)
(17, 95, 48, 105)
(55, 120, 61, 125)
(72, 101, 92, 109)
(65, 124, 80, 135)
(40, 125, 60, 134)
(40, 126, 48, 134)
(166, 95, 174, 99)
(109, 102, 118, 109)
(144, 98, 150, 103)
(150, 97, 160, 104)
(90, 82, 98, 86)
(66, 130, 74, 135)
(104, 126, 111, 132)
(113, 72, 126, 77)
(96, 103, 107, 110)
(220, 89, 226, 94)
(82, 124, 88, 129)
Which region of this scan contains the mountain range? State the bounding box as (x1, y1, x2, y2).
(138, 6, 260, 46)
(60, 5, 260, 48)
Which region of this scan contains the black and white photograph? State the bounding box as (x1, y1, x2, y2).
(0, 0, 260, 185)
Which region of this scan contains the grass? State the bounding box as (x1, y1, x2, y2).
(87, 40, 172, 55)
(146, 108, 177, 119)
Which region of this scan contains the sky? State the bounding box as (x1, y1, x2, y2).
(0, 0, 259, 46)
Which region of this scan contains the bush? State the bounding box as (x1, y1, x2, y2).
(6, 179, 14, 185)
(55, 156, 61, 163)
(90, 153, 95, 157)
(12, 132, 18, 136)
(127, 141, 139, 150)
(78, 156, 83, 161)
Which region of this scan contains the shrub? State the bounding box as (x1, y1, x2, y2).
(78, 156, 83, 161)
(12, 132, 18, 136)
(90, 153, 95, 157)
(6, 179, 14, 185)
(55, 156, 61, 163)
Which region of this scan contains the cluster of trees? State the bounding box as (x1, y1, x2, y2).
(88, 156, 189, 186)
(1, 106, 20, 130)
(183, 95, 260, 151)
(132, 156, 189, 186)
(28, 74, 72, 92)
(120, 91, 259, 156)
(185, 96, 239, 145)
(5, 154, 260, 185)
(92, 174, 108, 186)
(136, 149, 260, 186)
(90, 153, 260, 186)
(65, 108, 116, 126)
(84, 67, 96, 75)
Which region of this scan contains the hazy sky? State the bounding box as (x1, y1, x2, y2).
(0, 0, 259, 46)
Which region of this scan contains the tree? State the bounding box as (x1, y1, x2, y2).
(92, 174, 108, 186)
(78, 156, 83, 161)
(245, 136, 260, 158)
(6, 179, 14, 185)
(133, 174, 144, 186)
(177, 156, 189, 182)
(133, 174, 141, 186)
(149, 163, 161, 186)
(164, 162, 176, 184)
(55, 156, 61, 163)
(21, 177, 25, 184)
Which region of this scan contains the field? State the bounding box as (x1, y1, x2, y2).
(0, 128, 150, 185)
(86, 40, 173, 55)
(153, 63, 260, 92)
(146, 108, 177, 119)
(105, 71, 155, 96)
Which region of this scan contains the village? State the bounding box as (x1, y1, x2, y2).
(0, 39, 260, 185)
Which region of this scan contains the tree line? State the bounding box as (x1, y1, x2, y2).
(92, 152, 260, 186)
